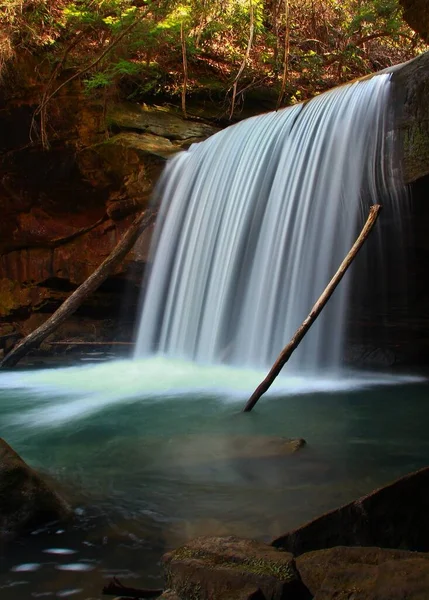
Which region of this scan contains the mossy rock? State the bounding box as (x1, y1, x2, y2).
(163, 535, 310, 600)
(107, 103, 220, 142)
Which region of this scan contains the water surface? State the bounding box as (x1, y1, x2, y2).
(0, 358, 427, 599)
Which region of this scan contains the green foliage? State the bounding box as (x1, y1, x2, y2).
(84, 59, 142, 92)
(0, 0, 427, 107)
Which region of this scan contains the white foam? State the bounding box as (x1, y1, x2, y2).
(0, 357, 423, 428)
(11, 563, 41, 572)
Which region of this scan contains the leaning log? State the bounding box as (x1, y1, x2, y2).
(0, 210, 156, 369)
(242, 204, 382, 413)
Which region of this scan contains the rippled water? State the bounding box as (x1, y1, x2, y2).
(0, 357, 428, 599)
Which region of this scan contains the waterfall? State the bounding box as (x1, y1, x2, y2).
(134, 74, 402, 372)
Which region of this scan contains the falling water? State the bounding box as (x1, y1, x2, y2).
(135, 74, 402, 371)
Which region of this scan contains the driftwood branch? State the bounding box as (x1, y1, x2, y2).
(0, 210, 156, 369)
(242, 204, 382, 413)
(102, 577, 163, 598)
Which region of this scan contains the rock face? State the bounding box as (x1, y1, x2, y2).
(0, 438, 71, 540)
(296, 546, 429, 599)
(272, 466, 429, 555)
(391, 50, 429, 184)
(163, 536, 311, 600)
(0, 71, 217, 343)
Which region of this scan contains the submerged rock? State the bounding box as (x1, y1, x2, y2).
(161, 435, 306, 466)
(272, 466, 429, 555)
(296, 546, 429, 599)
(0, 438, 71, 540)
(163, 535, 311, 600)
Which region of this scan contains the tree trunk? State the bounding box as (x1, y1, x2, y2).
(276, 0, 290, 109)
(0, 210, 156, 369)
(229, 1, 255, 119)
(399, 0, 429, 42)
(242, 204, 382, 413)
(180, 20, 188, 119)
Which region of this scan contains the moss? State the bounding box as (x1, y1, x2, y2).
(404, 121, 429, 182)
(238, 557, 295, 581)
(175, 581, 202, 600)
(169, 545, 295, 581)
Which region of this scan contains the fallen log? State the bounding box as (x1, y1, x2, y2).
(242, 204, 382, 413)
(0, 210, 156, 369)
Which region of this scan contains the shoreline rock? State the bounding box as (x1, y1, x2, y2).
(0, 438, 72, 541)
(160, 466, 429, 599)
(271, 466, 429, 555)
(163, 536, 311, 600)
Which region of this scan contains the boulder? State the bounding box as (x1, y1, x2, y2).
(296, 546, 429, 599)
(272, 466, 429, 555)
(0, 438, 71, 540)
(163, 535, 311, 600)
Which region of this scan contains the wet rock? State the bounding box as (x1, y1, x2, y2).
(296, 546, 429, 599)
(163, 536, 311, 600)
(272, 466, 429, 555)
(0, 438, 71, 540)
(343, 343, 397, 367)
(391, 50, 429, 183)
